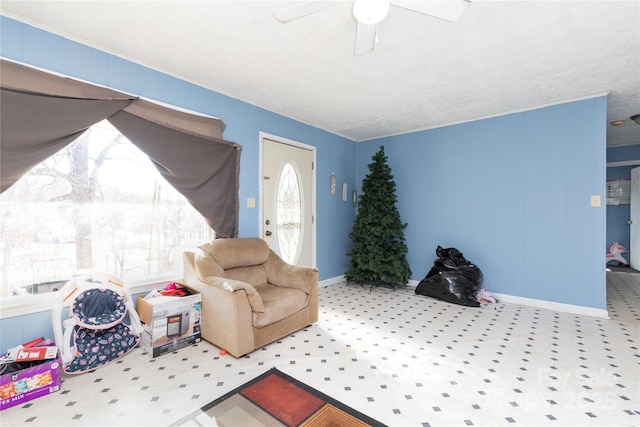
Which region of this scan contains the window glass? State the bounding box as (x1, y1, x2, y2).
(0, 120, 209, 297)
(276, 162, 302, 264)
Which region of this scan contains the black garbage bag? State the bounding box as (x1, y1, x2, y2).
(415, 246, 483, 307)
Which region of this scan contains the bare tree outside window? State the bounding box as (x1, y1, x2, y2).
(0, 120, 210, 297)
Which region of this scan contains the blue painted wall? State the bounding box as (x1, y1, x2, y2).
(608, 144, 640, 163)
(0, 311, 54, 353)
(606, 144, 640, 260)
(0, 16, 608, 352)
(358, 99, 607, 309)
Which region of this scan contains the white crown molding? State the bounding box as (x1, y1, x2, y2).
(607, 160, 640, 167)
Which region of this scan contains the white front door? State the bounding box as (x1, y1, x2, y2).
(261, 135, 315, 267)
(630, 166, 640, 269)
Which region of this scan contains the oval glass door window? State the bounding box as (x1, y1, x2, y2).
(276, 162, 302, 264)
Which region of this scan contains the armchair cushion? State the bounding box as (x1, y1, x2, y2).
(253, 284, 309, 328)
(199, 237, 270, 270)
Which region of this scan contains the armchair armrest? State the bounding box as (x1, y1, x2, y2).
(196, 276, 265, 314)
(217, 278, 265, 313)
(264, 250, 319, 294)
(188, 250, 265, 313)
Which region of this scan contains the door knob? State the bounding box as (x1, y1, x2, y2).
(265, 230, 272, 236)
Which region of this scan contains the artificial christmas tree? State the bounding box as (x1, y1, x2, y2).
(345, 146, 411, 289)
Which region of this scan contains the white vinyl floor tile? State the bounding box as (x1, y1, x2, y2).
(1, 270, 638, 427)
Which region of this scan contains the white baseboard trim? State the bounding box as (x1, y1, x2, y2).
(319, 276, 347, 288)
(320, 276, 420, 288)
(494, 293, 610, 319)
(325, 275, 609, 319)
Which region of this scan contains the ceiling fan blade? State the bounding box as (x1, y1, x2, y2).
(390, 0, 470, 22)
(354, 22, 377, 56)
(274, 1, 344, 23)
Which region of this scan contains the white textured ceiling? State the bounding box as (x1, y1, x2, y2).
(1, 1, 639, 146)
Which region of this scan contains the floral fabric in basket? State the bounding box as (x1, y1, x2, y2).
(64, 323, 140, 374)
(64, 288, 140, 374)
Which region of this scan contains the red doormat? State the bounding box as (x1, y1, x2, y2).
(171, 368, 386, 426)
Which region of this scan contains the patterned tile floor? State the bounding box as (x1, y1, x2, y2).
(1, 270, 638, 427)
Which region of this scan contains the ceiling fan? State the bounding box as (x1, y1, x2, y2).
(274, 0, 471, 56)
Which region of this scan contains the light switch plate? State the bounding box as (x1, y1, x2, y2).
(247, 198, 256, 208)
(590, 195, 601, 207)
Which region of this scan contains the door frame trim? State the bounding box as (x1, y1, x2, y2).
(630, 166, 639, 269)
(259, 132, 317, 267)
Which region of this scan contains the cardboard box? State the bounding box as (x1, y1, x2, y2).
(1, 350, 61, 410)
(136, 285, 202, 358)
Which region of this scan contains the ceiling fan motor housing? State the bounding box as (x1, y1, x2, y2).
(353, 0, 390, 25)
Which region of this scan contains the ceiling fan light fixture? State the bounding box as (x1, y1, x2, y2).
(631, 114, 640, 125)
(353, 0, 390, 25)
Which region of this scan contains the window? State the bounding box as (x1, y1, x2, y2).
(0, 120, 210, 297)
(276, 162, 302, 264)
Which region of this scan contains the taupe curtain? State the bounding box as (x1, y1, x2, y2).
(0, 60, 136, 192)
(0, 59, 241, 237)
(1, 88, 132, 192)
(109, 100, 241, 238)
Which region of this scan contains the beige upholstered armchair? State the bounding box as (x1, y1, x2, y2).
(183, 237, 318, 357)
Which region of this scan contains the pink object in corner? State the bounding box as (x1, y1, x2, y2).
(606, 242, 628, 265)
(476, 288, 498, 303)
